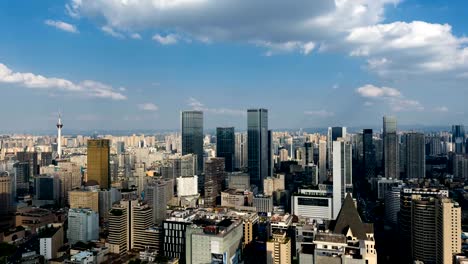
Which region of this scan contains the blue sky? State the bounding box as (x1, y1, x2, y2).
(0, 0, 467, 132)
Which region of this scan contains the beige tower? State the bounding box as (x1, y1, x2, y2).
(87, 139, 110, 189)
(436, 197, 461, 264)
(266, 230, 291, 264)
(0, 173, 12, 215)
(69, 190, 99, 212)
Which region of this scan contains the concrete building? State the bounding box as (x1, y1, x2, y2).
(266, 230, 291, 264)
(227, 172, 250, 190)
(332, 139, 352, 219)
(187, 219, 243, 264)
(69, 190, 99, 212)
(0, 172, 12, 215)
(405, 132, 426, 179)
(292, 188, 333, 220)
(384, 186, 402, 226)
(39, 224, 63, 260)
(253, 195, 273, 213)
(264, 174, 285, 196)
(318, 140, 327, 183)
(67, 208, 99, 244)
(234, 132, 248, 170)
(221, 189, 253, 208)
(145, 179, 174, 224)
(204, 158, 226, 207)
(436, 197, 461, 264)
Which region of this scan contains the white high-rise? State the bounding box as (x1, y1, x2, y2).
(67, 208, 99, 244)
(332, 139, 352, 219)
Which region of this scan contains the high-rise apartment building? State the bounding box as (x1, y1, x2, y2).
(405, 132, 426, 178)
(0, 172, 12, 215)
(383, 116, 399, 179)
(248, 108, 268, 192)
(436, 197, 461, 264)
(332, 139, 352, 219)
(181, 111, 204, 174)
(87, 139, 111, 189)
(204, 157, 226, 207)
(318, 140, 327, 183)
(144, 179, 174, 224)
(216, 127, 235, 172)
(266, 230, 291, 264)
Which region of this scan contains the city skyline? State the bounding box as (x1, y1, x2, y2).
(1, 1, 468, 131)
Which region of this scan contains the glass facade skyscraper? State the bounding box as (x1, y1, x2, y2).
(181, 111, 204, 174)
(452, 125, 465, 154)
(87, 139, 110, 189)
(363, 129, 375, 179)
(383, 116, 399, 179)
(248, 109, 268, 192)
(216, 127, 235, 172)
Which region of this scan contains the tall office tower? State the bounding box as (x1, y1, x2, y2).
(318, 140, 327, 183)
(304, 142, 313, 165)
(268, 130, 273, 177)
(384, 186, 402, 226)
(428, 136, 442, 156)
(181, 111, 204, 174)
(144, 179, 173, 224)
(234, 132, 248, 170)
(452, 125, 466, 153)
(383, 116, 399, 179)
(67, 208, 99, 244)
(56, 114, 63, 159)
(130, 203, 153, 251)
(327, 127, 347, 169)
(405, 132, 426, 179)
(248, 108, 268, 192)
(453, 154, 468, 179)
(87, 139, 110, 189)
(332, 139, 352, 219)
(69, 190, 99, 212)
(0, 172, 12, 215)
(363, 129, 376, 179)
(204, 158, 226, 207)
(40, 152, 53, 167)
(14, 161, 30, 198)
(266, 231, 291, 264)
(216, 127, 235, 172)
(134, 162, 146, 196)
(436, 197, 461, 264)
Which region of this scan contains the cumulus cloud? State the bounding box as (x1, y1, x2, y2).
(347, 21, 468, 75)
(138, 103, 159, 111)
(152, 34, 179, 45)
(356, 84, 423, 112)
(304, 110, 335, 117)
(187, 97, 245, 116)
(66, 0, 399, 54)
(44, 19, 78, 33)
(101, 25, 125, 38)
(130, 33, 142, 40)
(0, 62, 127, 100)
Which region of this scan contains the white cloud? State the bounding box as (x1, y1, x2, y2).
(66, 0, 399, 54)
(101, 25, 125, 38)
(347, 21, 468, 75)
(356, 84, 401, 98)
(434, 106, 449, 113)
(304, 110, 334, 117)
(44, 19, 78, 33)
(356, 84, 422, 112)
(130, 33, 142, 40)
(0, 62, 127, 100)
(256, 41, 315, 56)
(152, 34, 179, 45)
(187, 97, 245, 116)
(138, 103, 159, 111)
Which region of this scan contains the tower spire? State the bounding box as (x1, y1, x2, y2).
(57, 112, 63, 159)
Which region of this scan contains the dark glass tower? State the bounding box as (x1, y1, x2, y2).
(216, 127, 235, 172)
(383, 116, 399, 179)
(248, 109, 268, 192)
(452, 125, 465, 154)
(181, 111, 204, 174)
(362, 129, 375, 179)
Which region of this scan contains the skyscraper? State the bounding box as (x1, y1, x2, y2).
(181, 111, 204, 174)
(405, 132, 426, 179)
(56, 114, 63, 159)
(216, 127, 235, 172)
(452, 125, 465, 154)
(0, 172, 12, 215)
(87, 139, 111, 189)
(332, 139, 352, 219)
(234, 132, 248, 170)
(318, 140, 327, 183)
(327, 127, 347, 169)
(383, 116, 399, 179)
(363, 129, 376, 179)
(248, 108, 268, 192)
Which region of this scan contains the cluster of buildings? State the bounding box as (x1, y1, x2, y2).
(0, 111, 466, 264)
